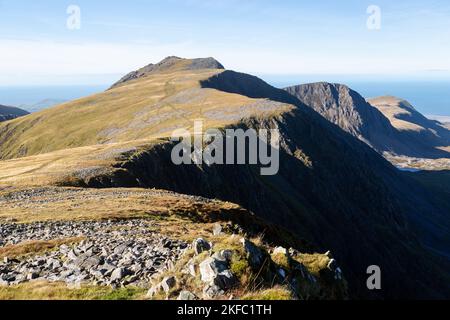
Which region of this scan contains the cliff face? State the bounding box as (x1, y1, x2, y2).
(285, 83, 450, 159)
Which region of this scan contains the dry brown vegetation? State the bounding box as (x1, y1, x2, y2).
(0, 187, 241, 224)
(0, 65, 291, 162)
(0, 281, 146, 300)
(0, 238, 84, 260)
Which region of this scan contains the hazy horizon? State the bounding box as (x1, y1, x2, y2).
(1, 77, 449, 117)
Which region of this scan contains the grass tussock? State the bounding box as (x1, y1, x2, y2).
(242, 286, 294, 300)
(0, 281, 146, 300)
(0, 237, 84, 260)
(295, 253, 331, 276)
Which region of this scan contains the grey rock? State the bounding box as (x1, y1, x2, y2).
(83, 256, 104, 269)
(199, 257, 228, 283)
(213, 270, 237, 290)
(0, 278, 9, 286)
(113, 245, 128, 255)
(67, 250, 78, 261)
(0, 219, 187, 289)
(213, 250, 233, 262)
(177, 291, 197, 301)
(193, 238, 211, 255)
(240, 238, 265, 269)
(212, 224, 223, 236)
(203, 284, 224, 298)
(161, 276, 177, 293)
(26, 272, 39, 280)
(110, 268, 127, 282)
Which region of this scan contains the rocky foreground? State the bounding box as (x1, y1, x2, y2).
(0, 187, 347, 300)
(0, 220, 187, 288)
(0, 219, 347, 300)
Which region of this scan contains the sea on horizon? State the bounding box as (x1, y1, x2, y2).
(0, 80, 449, 118)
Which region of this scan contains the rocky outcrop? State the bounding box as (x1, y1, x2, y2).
(150, 236, 347, 300)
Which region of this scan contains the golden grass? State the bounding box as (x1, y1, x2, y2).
(295, 253, 331, 277)
(0, 67, 292, 188)
(0, 238, 84, 260)
(0, 67, 292, 162)
(0, 281, 146, 300)
(0, 187, 242, 224)
(368, 96, 427, 132)
(241, 286, 294, 300)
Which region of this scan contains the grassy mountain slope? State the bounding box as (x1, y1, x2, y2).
(0, 65, 290, 160)
(368, 96, 450, 158)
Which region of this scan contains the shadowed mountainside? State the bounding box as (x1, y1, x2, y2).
(0, 105, 29, 123)
(0, 57, 449, 299)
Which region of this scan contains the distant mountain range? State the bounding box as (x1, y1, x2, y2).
(0, 104, 29, 122)
(0, 57, 449, 299)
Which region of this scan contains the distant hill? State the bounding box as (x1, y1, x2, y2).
(284, 83, 450, 159)
(368, 96, 450, 157)
(20, 99, 67, 113)
(0, 57, 449, 299)
(0, 104, 29, 122)
(427, 115, 450, 125)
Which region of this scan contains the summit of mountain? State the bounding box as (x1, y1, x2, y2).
(110, 56, 225, 89)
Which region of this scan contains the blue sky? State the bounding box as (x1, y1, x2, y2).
(1, 0, 450, 85)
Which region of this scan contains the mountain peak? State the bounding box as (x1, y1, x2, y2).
(110, 56, 225, 89)
(284, 82, 400, 152)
